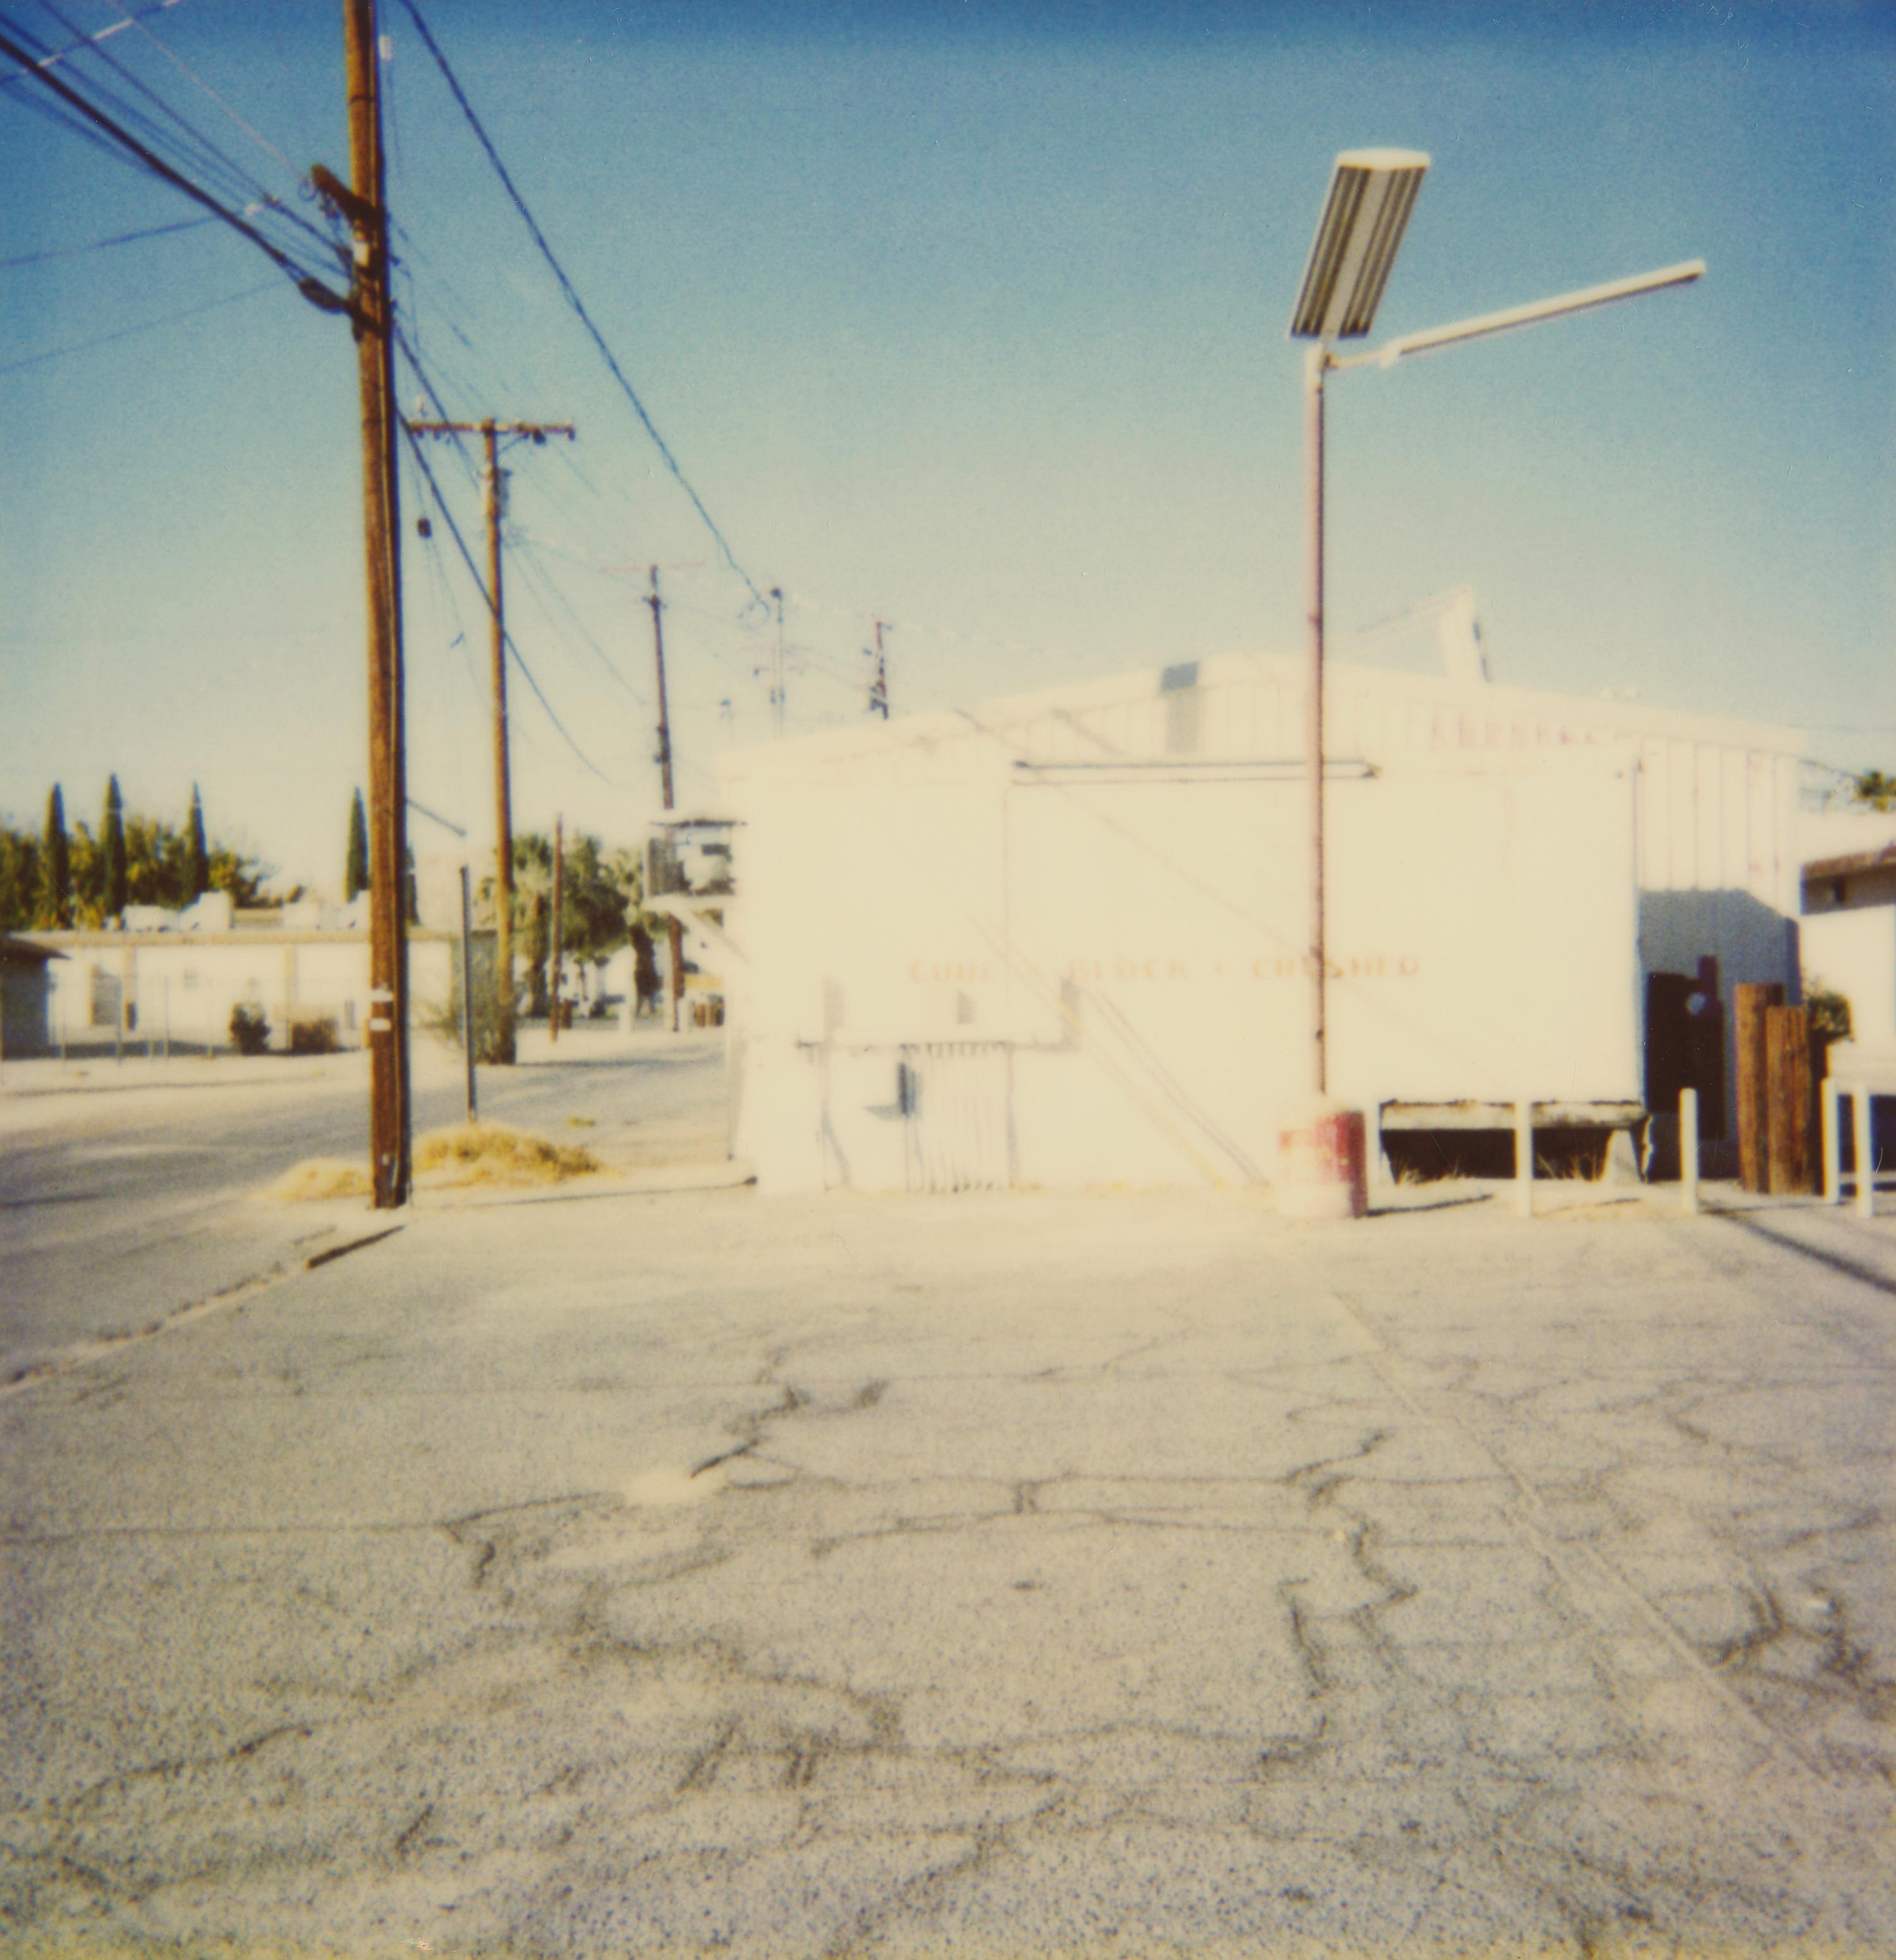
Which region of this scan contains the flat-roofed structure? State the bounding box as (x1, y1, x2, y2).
(719, 650, 1804, 1193)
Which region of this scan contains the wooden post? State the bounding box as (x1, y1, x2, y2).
(1680, 1086, 1699, 1215)
(1734, 982, 1784, 1192)
(1764, 1004, 1813, 1195)
(1515, 1099, 1534, 1218)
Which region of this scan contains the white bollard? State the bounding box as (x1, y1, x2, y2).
(1515, 1099, 1534, 1218)
(1680, 1087, 1699, 1215)
(1855, 1088, 1875, 1219)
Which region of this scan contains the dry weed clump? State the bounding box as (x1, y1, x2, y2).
(269, 1123, 600, 1202)
(414, 1121, 600, 1187)
(269, 1159, 373, 1202)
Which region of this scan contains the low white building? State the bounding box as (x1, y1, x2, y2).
(719, 648, 1804, 1193)
(18, 899, 465, 1057)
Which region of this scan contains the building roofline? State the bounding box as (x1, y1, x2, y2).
(719, 648, 1808, 777)
(1, 934, 65, 965)
(1804, 845, 1896, 882)
(15, 928, 470, 949)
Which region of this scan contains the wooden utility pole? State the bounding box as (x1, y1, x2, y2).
(331, 0, 409, 1206)
(407, 416, 574, 1064)
(549, 815, 564, 1047)
(645, 566, 686, 1032)
(867, 616, 889, 719)
(647, 566, 676, 810)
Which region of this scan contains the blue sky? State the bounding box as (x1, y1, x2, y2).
(3, 0, 1891, 894)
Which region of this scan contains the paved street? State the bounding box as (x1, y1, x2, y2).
(1, 1163, 1891, 1956)
(0, 1026, 726, 1381)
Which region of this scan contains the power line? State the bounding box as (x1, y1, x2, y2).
(391, 320, 479, 478)
(0, 212, 215, 267)
(0, 277, 280, 376)
(408, 475, 482, 693)
(0, 0, 181, 84)
(400, 422, 617, 782)
(33, 0, 331, 254)
(394, 0, 769, 610)
(104, 0, 305, 180)
(509, 539, 645, 701)
(39, 0, 257, 195)
(0, 21, 349, 312)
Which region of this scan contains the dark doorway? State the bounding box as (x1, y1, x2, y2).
(1645, 957, 1727, 1139)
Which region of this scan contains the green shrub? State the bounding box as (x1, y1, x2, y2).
(1805, 983, 1852, 1044)
(289, 1016, 340, 1055)
(229, 1002, 270, 1055)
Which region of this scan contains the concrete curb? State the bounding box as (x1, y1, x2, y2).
(416, 1161, 756, 1209)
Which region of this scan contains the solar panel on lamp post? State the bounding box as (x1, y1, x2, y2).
(1286, 149, 1704, 1104)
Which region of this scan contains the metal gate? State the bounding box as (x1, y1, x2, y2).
(897, 1042, 1011, 1192)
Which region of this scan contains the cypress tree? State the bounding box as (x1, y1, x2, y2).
(345, 788, 368, 902)
(38, 785, 71, 928)
(102, 775, 128, 920)
(186, 784, 210, 899)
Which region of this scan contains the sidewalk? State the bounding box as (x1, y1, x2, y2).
(0, 1044, 374, 1099)
(2, 1179, 1891, 1956)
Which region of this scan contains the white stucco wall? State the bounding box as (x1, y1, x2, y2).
(728, 748, 1641, 1192)
(30, 932, 459, 1050)
(719, 652, 1802, 1193)
(1802, 909, 1896, 1048)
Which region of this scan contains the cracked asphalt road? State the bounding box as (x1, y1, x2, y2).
(1, 1183, 1892, 1956)
(0, 1029, 726, 1382)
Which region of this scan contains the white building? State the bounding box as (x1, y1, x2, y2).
(1801, 809, 1896, 1048)
(719, 648, 1804, 1193)
(18, 898, 465, 1057)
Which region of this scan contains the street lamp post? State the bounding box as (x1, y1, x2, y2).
(1289, 149, 1430, 1097)
(1287, 147, 1704, 1104)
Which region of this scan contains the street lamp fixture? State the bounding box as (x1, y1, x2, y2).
(1289, 149, 1431, 343)
(1286, 148, 1703, 1104)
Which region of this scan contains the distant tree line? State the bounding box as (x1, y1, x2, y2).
(0, 780, 268, 934)
(480, 829, 650, 1017)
